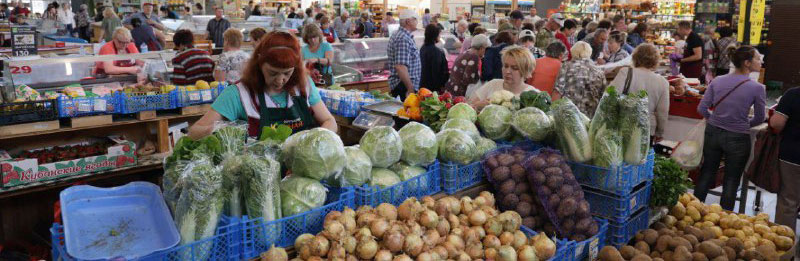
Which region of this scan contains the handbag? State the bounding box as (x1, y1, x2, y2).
(745, 127, 782, 193)
(313, 59, 334, 86)
(621, 66, 634, 95)
(709, 79, 750, 111)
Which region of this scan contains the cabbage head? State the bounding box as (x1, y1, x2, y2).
(592, 129, 623, 168)
(289, 128, 346, 181)
(280, 176, 327, 216)
(620, 90, 651, 165)
(551, 99, 592, 163)
(477, 104, 513, 140)
(370, 168, 401, 188)
(436, 129, 478, 165)
(447, 103, 477, 123)
(475, 137, 497, 159)
(360, 126, 403, 168)
(397, 122, 438, 166)
(328, 146, 372, 187)
(511, 107, 553, 141)
(279, 129, 310, 166)
(441, 118, 480, 141)
(390, 161, 428, 181)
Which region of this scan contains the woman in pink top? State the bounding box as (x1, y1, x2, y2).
(527, 41, 566, 96)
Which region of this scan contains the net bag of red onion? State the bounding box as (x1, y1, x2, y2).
(482, 144, 554, 233)
(525, 148, 598, 241)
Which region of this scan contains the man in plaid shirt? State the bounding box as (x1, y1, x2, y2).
(388, 9, 421, 100)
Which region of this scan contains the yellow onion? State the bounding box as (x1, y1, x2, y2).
(306, 256, 323, 261)
(323, 220, 346, 241)
(356, 237, 378, 259)
(374, 249, 393, 261)
(473, 195, 488, 207)
(484, 218, 503, 236)
(260, 245, 288, 261)
(370, 219, 390, 238)
(499, 231, 514, 245)
(461, 197, 475, 213)
(298, 244, 312, 260)
(328, 242, 346, 259)
(357, 213, 379, 228)
(463, 227, 481, 245)
(532, 233, 557, 259)
(442, 242, 458, 258)
(419, 210, 439, 229)
(456, 252, 471, 261)
(309, 235, 330, 257)
(403, 234, 424, 257)
(422, 229, 441, 249)
(294, 233, 315, 250)
(518, 245, 537, 261)
(479, 191, 495, 207)
(469, 209, 488, 226)
(472, 226, 486, 238)
(447, 197, 462, 215)
(421, 196, 436, 209)
(383, 230, 404, 252)
(435, 198, 451, 216)
(485, 248, 498, 260)
(345, 255, 358, 261)
(436, 219, 451, 236)
(459, 214, 470, 227)
(416, 252, 436, 261)
(483, 234, 501, 248)
(497, 245, 517, 261)
(392, 254, 413, 261)
(465, 243, 484, 259)
(512, 230, 528, 249)
(355, 227, 372, 240)
(339, 215, 357, 233)
(446, 234, 465, 250)
(342, 207, 356, 218)
(376, 203, 398, 221)
(342, 236, 357, 254)
(432, 245, 448, 259)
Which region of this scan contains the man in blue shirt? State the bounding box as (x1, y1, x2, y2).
(387, 9, 421, 100)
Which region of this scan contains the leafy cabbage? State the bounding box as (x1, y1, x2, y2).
(592, 129, 623, 168)
(520, 90, 552, 112)
(280, 176, 328, 216)
(620, 90, 651, 165)
(398, 122, 438, 166)
(390, 161, 428, 181)
(171, 155, 224, 246)
(551, 99, 592, 163)
(242, 153, 282, 221)
(475, 137, 497, 159)
(436, 129, 478, 165)
(360, 126, 403, 168)
(447, 103, 477, 123)
(370, 168, 401, 188)
(289, 128, 346, 181)
(279, 129, 310, 167)
(589, 86, 620, 143)
(441, 118, 481, 141)
(477, 104, 513, 140)
(511, 107, 553, 141)
(328, 146, 372, 187)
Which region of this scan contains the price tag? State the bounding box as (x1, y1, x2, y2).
(189, 92, 201, 101)
(589, 238, 600, 260)
(630, 197, 637, 210)
(201, 90, 212, 101)
(78, 102, 92, 112)
(94, 99, 107, 111)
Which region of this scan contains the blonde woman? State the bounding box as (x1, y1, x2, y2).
(98, 7, 121, 42)
(214, 28, 251, 83)
(95, 27, 143, 75)
(469, 46, 538, 110)
(554, 41, 606, 117)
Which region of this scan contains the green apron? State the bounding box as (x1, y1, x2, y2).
(249, 91, 318, 138)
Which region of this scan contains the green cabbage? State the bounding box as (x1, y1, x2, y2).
(447, 103, 477, 123)
(475, 137, 497, 160)
(397, 122, 438, 166)
(511, 107, 553, 141)
(477, 104, 513, 140)
(289, 128, 346, 181)
(551, 98, 592, 163)
(592, 129, 623, 168)
(360, 126, 403, 168)
(441, 118, 481, 141)
(436, 129, 478, 165)
(280, 176, 328, 216)
(328, 146, 372, 187)
(279, 129, 310, 166)
(390, 161, 428, 181)
(370, 168, 401, 188)
(242, 154, 282, 221)
(620, 90, 651, 165)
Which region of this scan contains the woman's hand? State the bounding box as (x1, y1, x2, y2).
(188, 109, 225, 140)
(311, 102, 338, 133)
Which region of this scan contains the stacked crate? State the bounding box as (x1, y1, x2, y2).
(570, 150, 656, 248)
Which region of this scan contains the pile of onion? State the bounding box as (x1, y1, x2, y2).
(269, 191, 558, 261)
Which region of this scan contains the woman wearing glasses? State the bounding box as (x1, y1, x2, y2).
(94, 27, 143, 75)
(188, 31, 337, 139)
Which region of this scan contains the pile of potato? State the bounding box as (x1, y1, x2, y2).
(599, 193, 795, 261)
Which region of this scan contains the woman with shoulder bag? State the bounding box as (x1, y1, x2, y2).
(693, 46, 767, 211)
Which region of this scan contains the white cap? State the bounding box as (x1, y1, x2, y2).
(471, 34, 491, 49)
(550, 13, 565, 27)
(519, 29, 535, 39)
(399, 9, 418, 20)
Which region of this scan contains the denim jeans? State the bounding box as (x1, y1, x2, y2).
(693, 123, 752, 210)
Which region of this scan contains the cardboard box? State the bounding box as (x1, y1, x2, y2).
(1, 138, 137, 188)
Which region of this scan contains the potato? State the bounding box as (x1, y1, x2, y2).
(635, 231, 645, 242)
(725, 238, 744, 253)
(763, 231, 778, 242)
(709, 204, 723, 213)
(669, 236, 693, 251)
(673, 246, 693, 261)
(649, 250, 661, 258)
(682, 216, 695, 225)
(685, 226, 705, 241)
(652, 222, 668, 231)
(676, 220, 689, 230)
(682, 234, 699, 246)
(733, 230, 746, 241)
(661, 250, 673, 260)
(671, 204, 687, 219)
(722, 246, 736, 260)
(653, 258, 665, 261)
(688, 201, 707, 215)
(692, 252, 708, 261)
(717, 236, 729, 241)
(631, 254, 652, 261)
(703, 213, 721, 224)
(701, 221, 715, 229)
(662, 215, 678, 227)
(722, 228, 736, 238)
(755, 244, 778, 260)
(709, 256, 728, 261)
(679, 194, 692, 206)
(655, 235, 671, 252)
(741, 249, 765, 260)
(620, 245, 639, 260)
(772, 225, 795, 238)
(774, 235, 794, 251)
(598, 246, 624, 261)
(686, 206, 701, 222)
(743, 238, 757, 250)
(635, 241, 651, 255)
(741, 225, 754, 236)
(697, 241, 724, 258)
(702, 227, 718, 240)
(754, 224, 771, 235)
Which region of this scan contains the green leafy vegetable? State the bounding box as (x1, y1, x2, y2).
(441, 118, 481, 141)
(447, 103, 477, 123)
(328, 146, 372, 187)
(551, 98, 592, 163)
(171, 156, 224, 246)
(288, 128, 346, 180)
(620, 90, 650, 165)
(280, 176, 328, 216)
(475, 137, 497, 159)
(241, 154, 282, 221)
(259, 124, 293, 143)
(397, 122, 438, 167)
(477, 104, 513, 140)
(592, 129, 623, 168)
(651, 156, 693, 208)
(360, 126, 403, 168)
(421, 93, 449, 132)
(511, 107, 553, 141)
(214, 122, 248, 157)
(520, 90, 552, 112)
(588, 86, 620, 142)
(436, 129, 478, 165)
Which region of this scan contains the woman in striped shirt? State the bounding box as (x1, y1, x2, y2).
(171, 29, 215, 85)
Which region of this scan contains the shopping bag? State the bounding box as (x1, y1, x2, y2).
(465, 80, 483, 99)
(672, 120, 706, 169)
(745, 127, 782, 193)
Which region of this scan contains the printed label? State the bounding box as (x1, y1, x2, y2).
(201, 90, 212, 101)
(189, 92, 201, 101)
(94, 99, 107, 111)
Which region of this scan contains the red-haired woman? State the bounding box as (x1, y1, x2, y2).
(188, 31, 337, 138)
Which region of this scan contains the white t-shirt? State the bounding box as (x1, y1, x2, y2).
(469, 79, 538, 101)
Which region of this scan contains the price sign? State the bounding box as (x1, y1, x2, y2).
(188, 92, 201, 101)
(10, 25, 37, 57)
(737, 0, 767, 45)
(78, 102, 92, 112)
(201, 90, 212, 101)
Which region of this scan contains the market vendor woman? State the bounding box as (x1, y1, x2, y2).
(188, 31, 337, 139)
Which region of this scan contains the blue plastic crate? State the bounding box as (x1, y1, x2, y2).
(327, 161, 440, 207)
(583, 182, 652, 223)
(520, 225, 571, 261)
(319, 90, 379, 117)
(176, 85, 225, 107)
(569, 149, 655, 196)
(57, 95, 117, 117)
(562, 217, 609, 261)
(51, 216, 242, 261)
(440, 160, 483, 194)
(239, 187, 355, 259)
(606, 207, 650, 248)
(116, 90, 177, 114)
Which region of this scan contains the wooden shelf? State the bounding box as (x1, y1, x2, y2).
(0, 112, 204, 140)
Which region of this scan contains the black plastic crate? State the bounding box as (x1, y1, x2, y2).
(0, 99, 58, 126)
